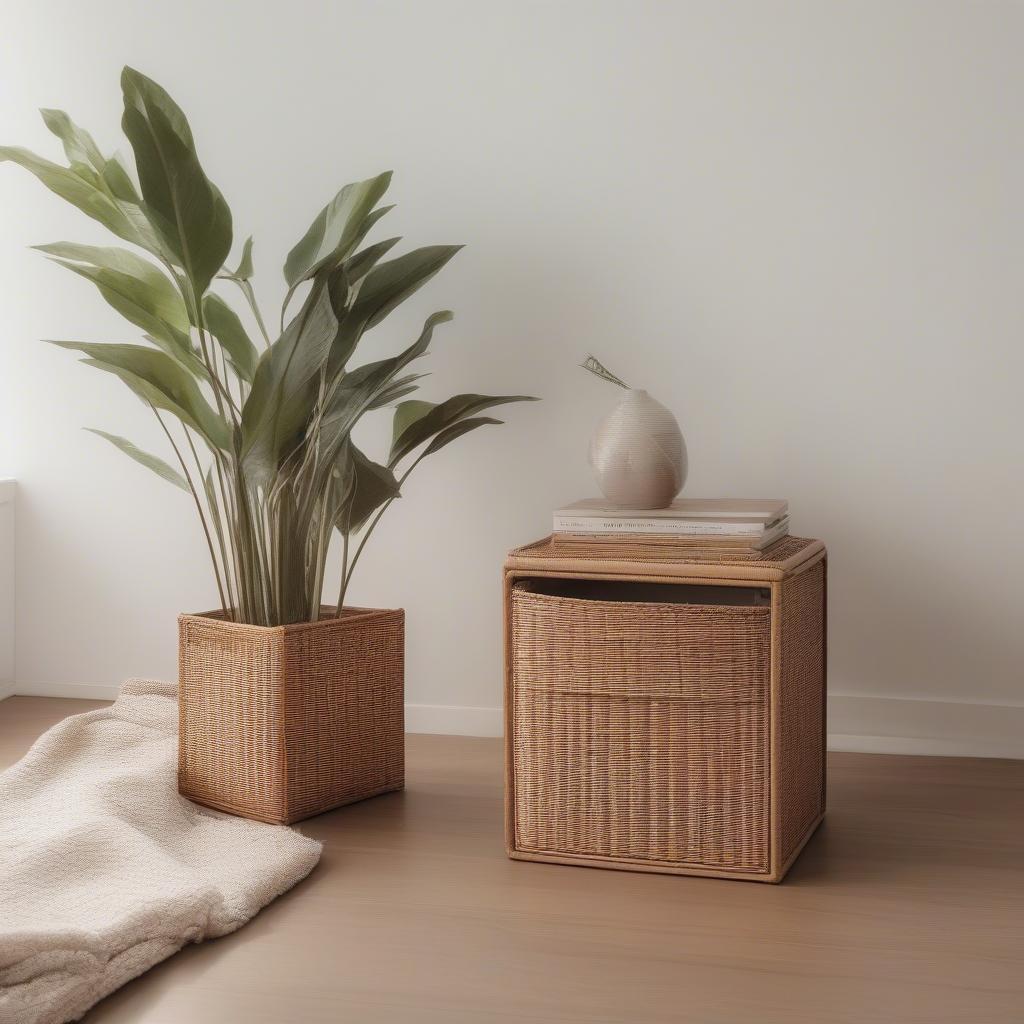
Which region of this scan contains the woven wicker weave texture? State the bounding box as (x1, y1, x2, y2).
(776, 562, 827, 865)
(178, 607, 404, 825)
(504, 537, 826, 882)
(509, 534, 818, 569)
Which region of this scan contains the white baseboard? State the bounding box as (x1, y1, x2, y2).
(8, 685, 1022, 759)
(0, 479, 14, 694)
(405, 703, 503, 737)
(13, 681, 120, 701)
(414, 694, 1024, 757)
(827, 693, 1024, 760)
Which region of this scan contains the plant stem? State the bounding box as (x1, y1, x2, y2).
(336, 527, 350, 615)
(309, 482, 333, 621)
(184, 428, 238, 618)
(233, 466, 262, 623)
(151, 405, 230, 619)
(249, 491, 274, 625)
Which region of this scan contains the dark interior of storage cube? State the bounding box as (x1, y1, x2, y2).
(518, 577, 770, 606)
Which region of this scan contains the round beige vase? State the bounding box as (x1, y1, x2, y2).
(589, 388, 687, 508)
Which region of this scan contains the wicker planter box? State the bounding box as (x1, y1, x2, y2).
(178, 606, 404, 825)
(504, 537, 826, 883)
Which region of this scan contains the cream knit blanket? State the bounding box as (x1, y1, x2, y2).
(0, 679, 322, 1024)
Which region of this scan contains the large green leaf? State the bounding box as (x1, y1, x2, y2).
(36, 242, 203, 377)
(40, 109, 105, 170)
(366, 372, 429, 411)
(34, 242, 186, 329)
(84, 428, 188, 490)
(353, 245, 462, 330)
(202, 293, 258, 382)
(40, 108, 141, 211)
(389, 393, 538, 467)
(342, 236, 401, 287)
(316, 240, 406, 382)
(334, 441, 401, 533)
(49, 341, 230, 449)
(306, 205, 396, 329)
(99, 154, 142, 204)
(390, 399, 435, 450)
(317, 311, 453, 458)
(4, 108, 167, 258)
(326, 246, 462, 378)
(299, 312, 451, 517)
(423, 416, 502, 456)
(284, 172, 392, 290)
(344, 204, 394, 256)
(221, 236, 254, 281)
(241, 280, 339, 486)
(0, 146, 153, 250)
(120, 67, 232, 297)
(53, 260, 191, 345)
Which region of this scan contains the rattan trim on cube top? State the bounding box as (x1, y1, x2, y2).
(507, 535, 824, 581)
(185, 605, 397, 634)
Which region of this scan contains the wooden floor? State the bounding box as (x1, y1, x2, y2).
(1, 697, 1022, 1024)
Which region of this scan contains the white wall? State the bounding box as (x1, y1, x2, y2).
(0, 481, 14, 700)
(2, 1, 1022, 755)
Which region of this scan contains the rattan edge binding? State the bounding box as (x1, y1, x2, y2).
(505, 536, 825, 582)
(185, 780, 405, 826)
(769, 578, 783, 875)
(178, 605, 403, 635)
(511, 585, 772, 618)
(505, 802, 824, 884)
(505, 847, 774, 882)
(776, 811, 826, 881)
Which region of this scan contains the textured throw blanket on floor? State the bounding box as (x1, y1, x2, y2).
(0, 679, 322, 1024)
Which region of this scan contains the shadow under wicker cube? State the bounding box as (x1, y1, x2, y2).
(178, 606, 404, 825)
(504, 537, 826, 883)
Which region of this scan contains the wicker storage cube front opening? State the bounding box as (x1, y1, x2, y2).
(504, 537, 827, 883)
(178, 606, 404, 825)
(511, 583, 772, 873)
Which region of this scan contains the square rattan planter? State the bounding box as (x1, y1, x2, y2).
(178, 606, 404, 825)
(504, 537, 826, 883)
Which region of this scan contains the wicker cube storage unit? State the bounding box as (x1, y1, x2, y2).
(179, 607, 404, 825)
(504, 537, 826, 883)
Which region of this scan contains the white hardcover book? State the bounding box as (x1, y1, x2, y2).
(555, 498, 788, 523)
(553, 514, 785, 537)
(552, 516, 791, 550)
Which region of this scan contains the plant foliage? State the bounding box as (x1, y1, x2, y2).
(2, 67, 536, 625)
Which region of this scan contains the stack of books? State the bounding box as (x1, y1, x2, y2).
(552, 498, 790, 551)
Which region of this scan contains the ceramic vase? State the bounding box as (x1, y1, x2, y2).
(589, 388, 686, 508)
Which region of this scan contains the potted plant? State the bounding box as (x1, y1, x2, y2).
(2, 67, 535, 823)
